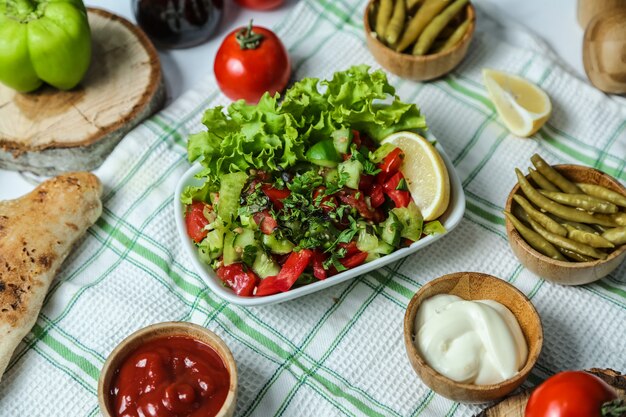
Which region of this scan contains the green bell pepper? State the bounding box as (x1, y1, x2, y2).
(0, 0, 91, 92)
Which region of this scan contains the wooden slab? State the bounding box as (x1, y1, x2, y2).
(476, 369, 626, 417)
(0, 8, 165, 176)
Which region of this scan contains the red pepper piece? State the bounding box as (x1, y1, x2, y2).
(216, 263, 258, 296)
(311, 250, 327, 280)
(383, 172, 412, 208)
(370, 183, 385, 208)
(253, 210, 278, 234)
(261, 184, 290, 210)
(185, 201, 210, 243)
(255, 249, 313, 295)
(313, 186, 337, 213)
(379, 147, 404, 177)
(339, 251, 368, 269)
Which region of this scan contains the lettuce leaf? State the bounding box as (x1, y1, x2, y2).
(186, 65, 427, 195)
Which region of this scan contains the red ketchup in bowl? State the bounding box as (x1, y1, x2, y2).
(109, 336, 230, 417)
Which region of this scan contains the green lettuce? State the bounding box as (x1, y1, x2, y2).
(186, 65, 427, 194)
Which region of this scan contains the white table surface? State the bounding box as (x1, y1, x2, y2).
(0, 0, 584, 200)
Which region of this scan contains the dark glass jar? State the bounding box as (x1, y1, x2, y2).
(133, 0, 223, 49)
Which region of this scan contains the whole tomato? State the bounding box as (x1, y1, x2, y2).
(525, 371, 620, 417)
(234, 0, 284, 10)
(214, 21, 290, 103)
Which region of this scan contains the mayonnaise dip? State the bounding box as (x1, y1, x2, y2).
(414, 294, 528, 385)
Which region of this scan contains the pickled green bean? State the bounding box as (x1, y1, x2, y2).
(563, 224, 614, 249)
(577, 183, 626, 208)
(538, 190, 618, 214)
(513, 194, 567, 236)
(530, 154, 581, 194)
(413, 0, 468, 55)
(395, 0, 448, 52)
(602, 227, 626, 246)
(593, 212, 626, 227)
(376, 0, 394, 39)
(436, 17, 470, 53)
(384, 0, 406, 45)
(557, 247, 594, 262)
(528, 167, 559, 192)
(527, 218, 608, 259)
(515, 169, 617, 226)
(547, 215, 598, 234)
(503, 211, 566, 260)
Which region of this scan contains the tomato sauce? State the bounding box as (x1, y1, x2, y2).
(109, 336, 230, 417)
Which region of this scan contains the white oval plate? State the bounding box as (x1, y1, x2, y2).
(174, 139, 465, 307)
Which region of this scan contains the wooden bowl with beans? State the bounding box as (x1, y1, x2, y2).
(364, 0, 476, 81)
(504, 156, 626, 285)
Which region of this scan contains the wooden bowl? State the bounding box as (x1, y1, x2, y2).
(577, 0, 626, 28)
(505, 165, 626, 285)
(363, 0, 476, 81)
(404, 272, 543, 403)
(98, 322, 238, 417)
(583, 8, 626, 94)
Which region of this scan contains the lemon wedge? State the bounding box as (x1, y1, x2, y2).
(381, 132, 450, 221)
(482, 69, 552, 138)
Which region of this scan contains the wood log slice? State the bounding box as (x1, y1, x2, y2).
(476, 369, 626, 417)
(0, 8, 165, 176)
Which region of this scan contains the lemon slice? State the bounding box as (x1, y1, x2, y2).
(482, 69, 552, 138)
(381, 132, 450, 221)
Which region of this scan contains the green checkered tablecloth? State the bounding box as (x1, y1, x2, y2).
(2, 1, 625, 416)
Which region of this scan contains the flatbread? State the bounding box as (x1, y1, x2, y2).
(0, 172, 102, 380)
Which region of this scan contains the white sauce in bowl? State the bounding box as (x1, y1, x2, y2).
(414, 294, 528, 385)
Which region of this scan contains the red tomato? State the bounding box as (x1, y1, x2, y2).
(339, 251, 368, 269)
(338, 241, 359, 257)
(261, 184, 290, 210)
(358, 174, 375, 193)
(313, 186, 337, 213)
(370, 183, 385, 208)
(214, 22, 290, 103)
(216, 263, 259, 296)
(525, 371, 618, 417)
(234, 0, 284, 10)
(185, 201, 209, 243)
(383, 172, 412, 208)
(253, 210, 278, 234)
(337, 189, 384, 222)
(311, 250, 327, 280)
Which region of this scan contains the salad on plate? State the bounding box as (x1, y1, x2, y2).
(182, 66, 449, 297)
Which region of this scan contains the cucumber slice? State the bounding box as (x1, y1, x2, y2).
(252, 250, 281, 278)
(380, 212, 402, 247)
(262, 233, 295, 255)
(323, 168, 339, 184)
(306, 140, 341, 168)
(391, 202, 424, 241)
(365, 252, 381, 262)
(332, 128, 352, 154)
(223, 230, 239, 265)
(372, 241, 394, 255)
(338, 159, 363, 190)
(370, 143, 397, 163)
(203, 228, 225, 261)
(234, 228, 256, 249)
(357, 228, 379, 252)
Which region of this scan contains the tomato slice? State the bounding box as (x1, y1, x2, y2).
(383, 172, 412, 208)
(313, 186, 337, 213)
(185, 201, 210, 243)
(311, 250, 328, 280)
(253, 210, 278, 234)
(255, 249, 313, 295)
(370, 183, 385, 208)
(379, 147, 404, 176)
(358, 174, 375, 193)
(337, 189, 384, 222)
(261, 184, 290, 210)
(216, 263, 259, 296)
(339, 251, 368, 269)
(338, 241, 359, 257)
